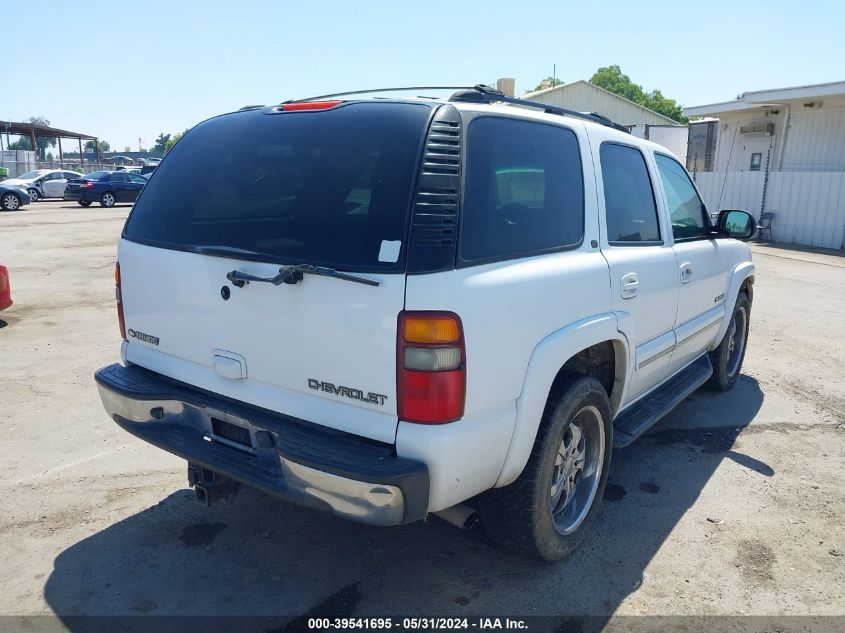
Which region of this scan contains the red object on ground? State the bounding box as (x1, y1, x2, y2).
(0, 265, 12, 311)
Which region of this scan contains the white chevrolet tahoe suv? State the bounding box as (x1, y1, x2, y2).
(95, 86, 756, 560)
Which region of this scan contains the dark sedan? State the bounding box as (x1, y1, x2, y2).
(64, 171, 147, 208)
(0, 182, 31, 211)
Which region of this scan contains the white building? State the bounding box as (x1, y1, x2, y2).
(685, 80, 845, 250)
(522, 80, 688, 160)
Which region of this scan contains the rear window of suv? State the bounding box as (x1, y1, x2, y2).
(123, 102, 432, 272)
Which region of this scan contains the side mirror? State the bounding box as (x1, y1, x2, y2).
(716, 209, 755, 241)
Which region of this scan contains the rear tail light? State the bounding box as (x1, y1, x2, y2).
(115, 262, 126, 341)
(281, 100, 342, 111)
(79, 181, 94, 188)
(397, 311, 465, 424)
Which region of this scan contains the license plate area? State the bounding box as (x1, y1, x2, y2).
(210, 417, 253, 448)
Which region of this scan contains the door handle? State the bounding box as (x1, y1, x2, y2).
(680, 263, 694, 284)
(620, 272, 639, 299)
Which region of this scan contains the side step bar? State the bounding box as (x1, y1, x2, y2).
(613, 354, 713, 448)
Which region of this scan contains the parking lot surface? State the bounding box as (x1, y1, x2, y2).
(1, 201, 844, 623)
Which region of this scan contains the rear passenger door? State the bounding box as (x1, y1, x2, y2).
(595, 142, 679, 403)
(652, 153, 727, 372)
(126, 173, 147, 201)
(42, 172, 64, 197)
(110, 172, 132, 201)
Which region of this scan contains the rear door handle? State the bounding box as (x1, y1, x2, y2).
(620, 272, 639, 299)
(680, 263, 694, 283)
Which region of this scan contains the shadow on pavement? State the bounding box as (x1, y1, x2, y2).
(44, 376, 766, 625)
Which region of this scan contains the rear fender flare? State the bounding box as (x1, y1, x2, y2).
(494, 313, 628, 488)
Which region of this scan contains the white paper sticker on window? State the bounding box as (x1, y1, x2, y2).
(378, 240, 401, 263)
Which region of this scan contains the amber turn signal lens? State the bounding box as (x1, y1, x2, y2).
(402, 316, 461, 344)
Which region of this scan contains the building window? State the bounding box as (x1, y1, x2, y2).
(750, 153, 762, 171)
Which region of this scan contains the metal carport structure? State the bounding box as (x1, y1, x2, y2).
(0, 120, 100, 167)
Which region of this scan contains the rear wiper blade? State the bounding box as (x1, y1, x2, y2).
(227, 263, 380, 288)
(193, 244, 267, 258)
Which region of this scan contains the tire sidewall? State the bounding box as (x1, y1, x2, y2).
(712, 292, 751, 390)
(532, 377, 613, 560)
(101, 192, 115, 208)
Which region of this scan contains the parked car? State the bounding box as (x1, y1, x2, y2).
(0, 264, 11, 311)
(0, 182, 31, 211)
(63, 171, 148, 207)
(94, 88, 756, 561)
(1, 169, 83, 201)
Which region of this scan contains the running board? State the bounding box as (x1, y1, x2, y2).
(613, 354, 713, 448)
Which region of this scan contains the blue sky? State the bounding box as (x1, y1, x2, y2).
(4, 0, 844, 151)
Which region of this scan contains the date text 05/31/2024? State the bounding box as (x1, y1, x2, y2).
(307, 618, 528, 630)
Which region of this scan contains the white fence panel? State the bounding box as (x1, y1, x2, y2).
(766, 172, 845, 250)
(692, 171, 766, 216)
(692, 171, 845, 250)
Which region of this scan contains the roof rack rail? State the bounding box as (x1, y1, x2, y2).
(453, 85, 630, 133)
(282, 84, 629, 133)
(283, 86, 474, 104)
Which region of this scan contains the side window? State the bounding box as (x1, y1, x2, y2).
(599, 143, 661, 244)
(460, 117, 584, 263)
(654, 153, 709, 240)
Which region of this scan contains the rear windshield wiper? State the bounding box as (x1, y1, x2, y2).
(227, 263, 380, 288)
(193, 244, 268, 259)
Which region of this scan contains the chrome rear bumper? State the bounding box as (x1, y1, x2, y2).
(95, 363, 429, 526)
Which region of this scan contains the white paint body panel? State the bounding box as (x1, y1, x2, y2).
(118, 239, 404, 444)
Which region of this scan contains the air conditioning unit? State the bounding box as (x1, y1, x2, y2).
(740, 123, 775, 136)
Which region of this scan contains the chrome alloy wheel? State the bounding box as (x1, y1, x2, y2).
(101, 192, 115, 207)
(549, 405, 605, 535)
(2, 193, 20, 210)
(726, 305, 748, 378)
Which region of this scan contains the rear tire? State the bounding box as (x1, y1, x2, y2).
(479, 375, 612, 561)
(100, 192, 116, 208)
(78, 199, 92, 207)
(707, 291, 750, 391)
(1, 192, 22, 211)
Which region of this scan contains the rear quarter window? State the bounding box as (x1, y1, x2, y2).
(459, 117, 584, 264)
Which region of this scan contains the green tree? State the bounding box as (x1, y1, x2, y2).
(152, 133, 171, 154)
(590, 65, 688, 123)
(26, 116, 57, 160)
(7, 138, 31, 151)
(164, 129, 189, 153)
(530, 76, 564, 92)
(84, 140, 110, 152)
